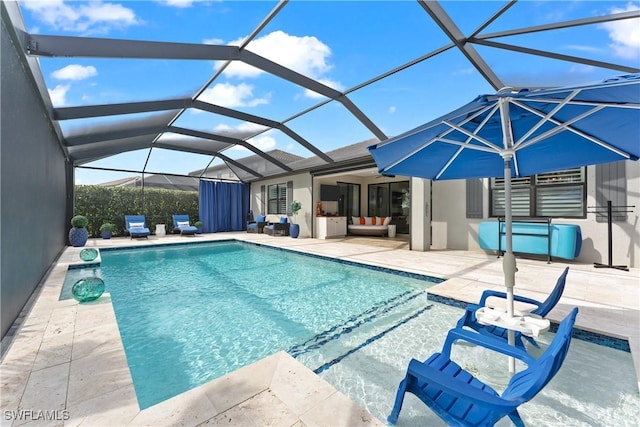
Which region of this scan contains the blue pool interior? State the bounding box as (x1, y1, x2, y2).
(60, 241, 640, 424)
(63, 241, 443, 409)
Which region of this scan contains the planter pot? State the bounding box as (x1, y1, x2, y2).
(290, 224, 300, 238)
(69, 227, 88, 247)
(101, 230, 112, 239)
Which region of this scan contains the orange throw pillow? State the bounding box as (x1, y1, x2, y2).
(359, 217, 365, 225)
(372, 217, 377, 225)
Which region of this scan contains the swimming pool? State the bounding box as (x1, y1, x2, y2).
(93, 241, 443, 409)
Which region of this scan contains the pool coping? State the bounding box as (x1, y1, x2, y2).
(1, 240, 386, 426)
(2, 232, 639, 425)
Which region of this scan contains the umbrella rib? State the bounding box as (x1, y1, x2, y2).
(436, 138, 499, 153)
(378, 104, 498, 173)
(435, 102, 507, 179)
(513, 90, 580, 145)
(520, 97, 640, 110)
(517, 103, 604, 148)
(443, 119, 503, 151)
(512, 103, 632, 158)
(375, 103, 495, 149)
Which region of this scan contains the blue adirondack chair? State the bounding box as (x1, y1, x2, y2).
(388, 307, 579, 426)
(456, 267, 569, 348)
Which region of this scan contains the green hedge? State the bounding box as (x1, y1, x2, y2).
(74, 185, 199, 237)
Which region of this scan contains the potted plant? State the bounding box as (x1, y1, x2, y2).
(99, 222, 114, 239)
(194, 220, 204, 234)
(289, 200, 302, 238)
(69, 215, 89, 247)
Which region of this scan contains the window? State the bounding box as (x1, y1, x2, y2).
(267, 183, 287, 214)
(490, 168, 585, 218)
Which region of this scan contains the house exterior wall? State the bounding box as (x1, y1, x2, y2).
(1, 5, 69, 339)
(424, 160, 640, 268)
(250, 173, 313, 238)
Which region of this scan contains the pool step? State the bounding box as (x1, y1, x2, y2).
(289, 289, 433, 372)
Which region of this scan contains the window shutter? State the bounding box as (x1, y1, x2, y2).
(596, 161, 627, 222)
(286, 181, 293, 215)
(466, 179, 483, 219)
(260, 185, 265, 214)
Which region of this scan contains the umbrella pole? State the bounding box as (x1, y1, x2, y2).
(503, 154, 517, 374)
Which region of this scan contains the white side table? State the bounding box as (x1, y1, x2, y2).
(387, 224, 397, 238)
(475, 306, 550, 338)
(155, 224, 166, 237)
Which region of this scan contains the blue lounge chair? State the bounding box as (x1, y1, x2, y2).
(388, 307, 579, 426)
(456, 267, 569, 348)
(172, 214, 198, 236)
(125, 215, 150, 239)
(247, 215, 267, 233)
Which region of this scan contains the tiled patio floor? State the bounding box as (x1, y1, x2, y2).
(1, 232, 638, 426)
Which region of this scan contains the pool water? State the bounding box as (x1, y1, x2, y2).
(322, 306, 640, 426)
(97, 241, 442, 409)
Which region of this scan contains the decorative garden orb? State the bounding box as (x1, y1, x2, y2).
(72, 277, 105, 303)
(79, 248, 98, 262)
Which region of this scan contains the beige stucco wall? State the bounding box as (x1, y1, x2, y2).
(249, 161, 639, 268)
(425, 160, 640, 268)
(249, 173, 313, 238)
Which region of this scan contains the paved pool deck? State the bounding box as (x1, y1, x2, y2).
(1, 232, 638, 426)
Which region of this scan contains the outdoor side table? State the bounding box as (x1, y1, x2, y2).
(475, 306, 550, 338)
(388, 224, 397, 238)
(155, 224, 166, 237)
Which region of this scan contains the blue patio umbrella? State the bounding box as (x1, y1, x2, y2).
(368, 73, 640, 372)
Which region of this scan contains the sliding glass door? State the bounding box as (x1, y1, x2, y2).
(368, 181, 410, 233)
(338, 182, 360, 218)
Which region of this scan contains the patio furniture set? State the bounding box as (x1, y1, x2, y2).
(246, 215, 290, 236)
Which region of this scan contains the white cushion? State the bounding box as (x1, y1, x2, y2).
(364, 216, 373, 225)
(383, 216, 392, 226)
(177, 221, 190, 227)
(129, 222, 144, 229)
(352, 216, 359, 225)
(375, 216, 383, 225)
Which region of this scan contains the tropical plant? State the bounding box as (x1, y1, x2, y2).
(290, 201, 302, 224)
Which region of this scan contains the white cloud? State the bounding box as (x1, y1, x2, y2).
(213, 122, 267, 135)
(214, 124, 276, 152)
(564, 44, 603, 54)
(389, 106, 396, 114)
(303, 78, 344, 99)
(203, 38, 225, 45)
(21, 0, 140, 34)
(568, 64, 596, 74)
(52, 64, 98, 81)
(599, 3, 640, 60)
(452, 67, 474, 76)
(223, 31, 334, 80)
(197, 82, 269, 108)
(247, 135, 276, 151)
(157, 0, 195, 8)
(48, 84, 70, 106)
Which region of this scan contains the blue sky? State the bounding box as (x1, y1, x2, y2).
(18, 0, 640, 184)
